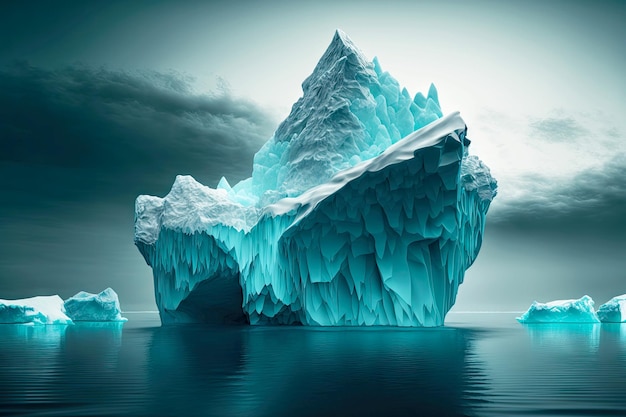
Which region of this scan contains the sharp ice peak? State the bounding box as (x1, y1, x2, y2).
(301, 30, 374, 92)
(332, 29, 359, 53)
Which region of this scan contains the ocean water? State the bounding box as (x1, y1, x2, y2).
(0, 312, 625, 417)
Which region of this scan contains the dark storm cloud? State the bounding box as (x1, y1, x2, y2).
(0, 62, 277, 212)
(490, 155, 626, 232)
(0, 62, 278, 304)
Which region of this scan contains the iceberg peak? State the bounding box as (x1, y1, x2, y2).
(257, 31, 449, 202)
(299, 29, 374, 95)
(331, 28, 368, 63)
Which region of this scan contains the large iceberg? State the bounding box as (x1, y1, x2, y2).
(134, 30, 497, 326)
(516, 296, 601, 324)
(64, 288, 128, 322)
(597, 294, 626, 323)
(0, 295, 73, 325)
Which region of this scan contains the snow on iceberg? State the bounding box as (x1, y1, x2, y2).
(0, 295, 73, 325)
(134, 30, 497, 326)
(516, 295, 601, 324)
(597, 294, 626, 323)
(64, 288, 128, 322)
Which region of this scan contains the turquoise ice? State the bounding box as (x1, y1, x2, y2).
(134, 30, 497, 326)
(597, 294, 626, 323)
(516, 295, 601, 324)
(0, 289, 127, 324)
(64, 288, 127, 322)
(0, 295, 73, 325)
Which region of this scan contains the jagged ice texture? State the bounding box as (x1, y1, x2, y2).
(516, 295, 601, 324)
(134, 30, 497, 326)
(0, 289, 127, 324)
(597, 294, 626, 323)
(64, 288, 128, 322)
(0, 295, 73, 325)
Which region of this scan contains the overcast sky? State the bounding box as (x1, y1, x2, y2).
(0, 0, 624, 311)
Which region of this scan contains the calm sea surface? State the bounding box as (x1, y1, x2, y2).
(0, 312, 625, 417)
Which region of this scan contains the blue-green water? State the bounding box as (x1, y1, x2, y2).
(0, 313, 625, 416)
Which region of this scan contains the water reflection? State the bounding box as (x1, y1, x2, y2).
(146, 324, 247, 416)
(61, 322, 124, 379)
(0, 322, 68, 345)
(0, 321, 492, 417)
(599, 324, 626, 366)
(2, 317, 625, 417)
(474, 322, 626, 416)
(146, 326, 489, 417)
(0, 325, 66, 416)
(0, 323, 149, 416)
(601, 323, 626, 344)
(524, 323, 601, 352)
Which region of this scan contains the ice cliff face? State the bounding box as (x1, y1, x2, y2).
(134, 30, 497, 326)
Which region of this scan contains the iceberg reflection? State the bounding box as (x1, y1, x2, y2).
(524, 323, 601, 352)
(0, 322, 68, 345)
(146, 325, 489, 417)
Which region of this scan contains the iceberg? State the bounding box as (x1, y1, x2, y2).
(64, 288, 128, 322)
(516, 296, 601, 324)
(597, 294, 626, 323)
(134, 30, 497, 326)
(0, 295, 73, 325)
(0, 289, 127, 324)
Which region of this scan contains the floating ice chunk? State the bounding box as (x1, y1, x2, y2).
(0, 295, 73, 325)
(64, 288, 127, 322)
(516, 295, 600, 324)
(597, 294, 626, 323)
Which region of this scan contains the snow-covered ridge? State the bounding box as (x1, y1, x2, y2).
(135, 178, 259, 245)
(0, 295, 72, 325)
(134, 112, 472, 244)
(268, 111, 468, 221)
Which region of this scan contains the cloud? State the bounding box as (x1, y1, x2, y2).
(0, 62, 281, 303)
(488, 154, 626, 231)
(529, 116, 587, 142)
(0, 62, 278, 212)
(468, 108, 626, 232)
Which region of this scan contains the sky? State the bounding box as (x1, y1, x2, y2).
(0, 0, 624, 312)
